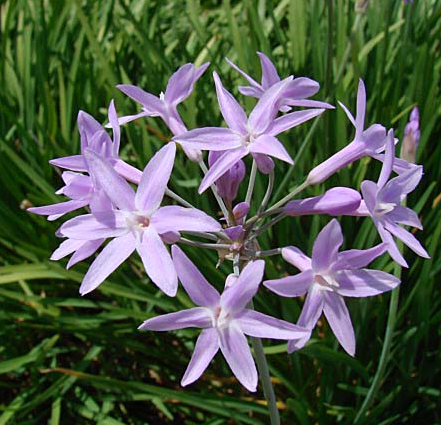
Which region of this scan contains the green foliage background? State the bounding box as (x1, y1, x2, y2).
(1, 0, 440, 423)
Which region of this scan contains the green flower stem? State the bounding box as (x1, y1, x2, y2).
(165, 187, 195, 208)
(245, 159, 258, 206)
(354, 242, 403, 424)
(258, 171, 275, 215)
(177, 238, 230, 250)
(198, 160, 230, 222)
(266, 180, 309, 212)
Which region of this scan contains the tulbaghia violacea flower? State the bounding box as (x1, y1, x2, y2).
(116, 62, 209, 161)
(57, 143, 221, 296)
(284, 187, 361, 216)
(28, 102, 122, 220)
(400, 107, 420, 164)
(208, 151, 245, 202)
(175, 72, 325, 193)
(139, 246, 308, 391)
(226, 52, 333, 111)
(307, 79, 387, 185)
(352, 130, 429, 267)
(264, 219, 400, 355)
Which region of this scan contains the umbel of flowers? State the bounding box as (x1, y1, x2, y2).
(29, 53, 429, 420)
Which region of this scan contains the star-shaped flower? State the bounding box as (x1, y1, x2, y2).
(139, 246, 308, 391)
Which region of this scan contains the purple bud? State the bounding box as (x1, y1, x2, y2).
(160, 231, 181, 244)
(400, 107, 420, 164)
(284, 187, 361, 216)
(208, 151, 246, 201)
(232, 202, 250, 222)
(252, 153, 274, 174)
(225, 225, 245, 241)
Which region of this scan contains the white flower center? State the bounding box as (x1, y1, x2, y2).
(314, 273, 339, 291)
(374, 201, 395, 217)
(212, 306, 231, 329)
(126, 212, 151, 231)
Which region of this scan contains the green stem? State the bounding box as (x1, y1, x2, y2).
(245, 159, 258, 206)
(267, 180, 309, 212)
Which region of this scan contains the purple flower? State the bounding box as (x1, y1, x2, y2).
(264, 219, 400, 356)
(226, 52, 333, 111)
(352, 130, 429, 267)
(139, 246, 308, 391)
(28, 102, 121, 220)
(307, 80, 387, 185)
(208, 151, 245, 202)
(175, 72, 325, 193)
(284, 187, 361, 216)
(57, 144, 221, 296)
(400, 107, 420, 164)
(116, 62, 209, 162)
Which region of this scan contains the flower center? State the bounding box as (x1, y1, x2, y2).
(126, 212, 151, 231)
(213, 306, 231, 329)
(374, 201, 395, 217)
(314, 273, 339, 290)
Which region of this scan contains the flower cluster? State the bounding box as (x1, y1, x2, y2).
(29, 53, 428, 393)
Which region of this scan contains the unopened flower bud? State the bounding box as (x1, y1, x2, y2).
(400, 107, 420, 164)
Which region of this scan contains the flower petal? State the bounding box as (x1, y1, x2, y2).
(174, 127, 243, 151)
(164, 63, 196, 105)
(257, 52, 280, 88)
(335, 269, 400, 297)
(374, 219, 408, 267)
(51, 239, 85, 261)
(355, 79, 366, 139)
(219, 325, 257, 392)
(79, 233, 135, 295)
(67, 239, 104, 269)
(387, 205, 422, 229)
(333, 243, 387, 270)
(135, 143, 176, 213)
(139, 307, 212, 331)
(281, 246, 312, 271)
(152, 206, 221, 234)
(84, 149, 135, 210)
(266, 109, 325, 137)
(311, 219, 343, 272)
(181, 328, 220, 386)
(171, 245, 220, 307)
(198, 147, 248, 194)
(116, 84, 166, 115)
(379, 165, 423, 205)
(213, 71, 247, 134)
(220, 260, 265, 313)
(225, 57, 261, 88)
(377, 129, 395, 189)
(323, 291, 356, 356)
(49, 155, 87, 172)
(236, 309, 308, 340)
(263, 270, 313, 297)
(249, 135, 293, 164)
(28, 199, 89, 220)
(136, 226, 178, 296)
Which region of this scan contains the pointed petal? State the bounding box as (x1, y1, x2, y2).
(257, 52, 280, 88)
(236, 309, 308, 339)
(194, 62, 210, 81)
(282, 77, 320, 99)
(355, 79, 366, 139)
(333, 244, 387, 270)
(152, 206, 221, 234)
(113, 111, 151, 126)
(286, 99, 334, 109)
(220, 260, 265, 313)
(59, 212, 127, 240)
(219, 326, 257, 392)
(387, 205, 422, 229)
(136, 227, 178, 296)
(67, 239, 104, 269)
(139, 307, 212, 331)
(238, 86, 263, 97)
(323, 291, 356, 356)
(266, 109, 325, 136)
(383, 221, 430, 259)
(116, 84, 166, 114)
(311, 219, 343, 272)
(249, 135, 293, 164)
(28, 200, 89, 220)
(171, 245, 220, 307)
(84, 149, 135, 210)
(79, 233, 135, 295)
(379, 165, 423, 204)
(135, 143, 176, 213)
(49, 155, 87, 172)
(181, 328, 219, 386)
(107, 100, 120, 155)
(225, 57, 260, 88)
(338, 101, 356, 127)
(113, 159, 142, 184)
(281, 246, 312, 271)
(377, 129, 395, 189)
(248, 77, 293, 133)
(50, 239, 84, 261)
(213, 71, 247, 133)
(375, 220, 408, 267)
(164, 63, 195, 105)
(174, 127, 242, 151)
(263, 270, 313, 297)
(198, 148, 248, 194)
(77, 110, 103, 152)
(336, 269, 400, 297)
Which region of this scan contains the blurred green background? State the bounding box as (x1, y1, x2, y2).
(1, 0, 440, 423)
